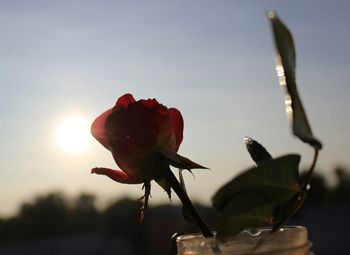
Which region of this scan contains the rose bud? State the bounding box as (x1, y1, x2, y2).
(91, 93, 206, 219)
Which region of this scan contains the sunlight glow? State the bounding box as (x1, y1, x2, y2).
(55, 116, 91, 155)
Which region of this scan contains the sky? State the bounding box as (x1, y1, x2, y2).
(1, 0, 350, 217)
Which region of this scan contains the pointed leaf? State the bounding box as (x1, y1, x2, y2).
(244, 137, 272, 166)
(268, 11, 322, 149)
(212, 154, 300, 211)
(159, 148, 208, 170)
(154, 177, 171, 200)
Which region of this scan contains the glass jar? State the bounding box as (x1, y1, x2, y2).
(176, 226, 312, 255)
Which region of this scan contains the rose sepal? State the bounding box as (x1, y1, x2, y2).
(158, 148, 208, 170)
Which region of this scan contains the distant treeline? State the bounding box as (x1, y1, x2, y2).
(301, 166, 350, 206)
(0, 167, 349, 254)
(0, 192, 213, 254)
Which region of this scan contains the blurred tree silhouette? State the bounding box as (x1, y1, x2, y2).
(101, 198, 142, 236)
(16, 192, 69, 239)
(0, 166, 350, 255)
(101, 198, 149, 254)
(334, 167, 350, 204)
(300, 166, 350, 206)
(300, 171, 328, 206)
(69, 193, 98, 233)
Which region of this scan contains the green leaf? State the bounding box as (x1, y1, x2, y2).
(272, 188, 307, 231)
(268, 11, 322, 150)
(212, 154, 301, 211)
(244, 137, 272, 166)
(216, 192, 275, 239)
(213, 154, 301, 238)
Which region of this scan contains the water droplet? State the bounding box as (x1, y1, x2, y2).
(244, 137, 253, 145)
(247, 228, 262, 237)
(267, 11, 276, 20)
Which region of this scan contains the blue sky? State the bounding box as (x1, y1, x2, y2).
(1, 0, 350, 216)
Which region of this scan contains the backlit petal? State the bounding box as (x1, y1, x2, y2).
(91, 108, 113, 150)
(91, 167, 143, 184)
(115, 93, 136, 108)
(169, 108, 184, 151)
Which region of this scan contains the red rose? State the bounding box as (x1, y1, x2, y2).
(91, 93, 184, 184)
(91, 93, 206, 222)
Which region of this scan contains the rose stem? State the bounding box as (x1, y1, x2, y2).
(302, 149, 319, 191)
(273, 148, 320, 231)
(157, 154, 213, 237)
(166, 168, 213, 237)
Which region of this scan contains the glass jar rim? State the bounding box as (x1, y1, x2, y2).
(176, 226, 311, 255)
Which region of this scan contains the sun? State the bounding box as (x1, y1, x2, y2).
(55, 116, 91, 155)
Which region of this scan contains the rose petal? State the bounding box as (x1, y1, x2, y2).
(115, 93, 136, 108)
(91, 108, 113, 150)
(91, 167, 143, 184)
(105, 100, 158, 176)
(140, 98, 158, 109)
(169, 108, 184, 151)
(140, 98, 168, 115)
